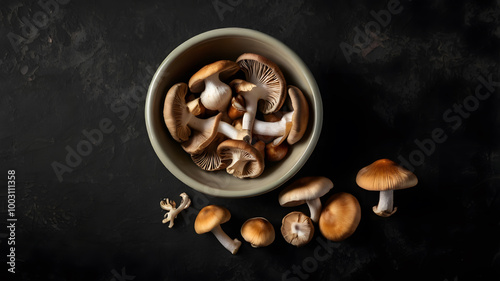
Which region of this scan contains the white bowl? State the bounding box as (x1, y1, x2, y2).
(145, 28, 322, 198)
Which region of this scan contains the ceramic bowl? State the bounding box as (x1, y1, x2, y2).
(145, 28, 322, 198)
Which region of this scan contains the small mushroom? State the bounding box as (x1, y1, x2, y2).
(240, 217, 275, 248)
(319, 192, 361, 241)
(356, 158, 418, 217)
(278, 176, 334, 223)
(234, 53, 287, 143)
(160, 192, 191, 228)
(186, 97, 206, 116)
(281, 211, 314, 247)
(265, 141, 289, 162)
(217, 139, 265, 179)
(194, 205, 241, 254)
(188, 60, 240, 112)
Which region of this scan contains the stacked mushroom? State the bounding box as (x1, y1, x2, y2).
(278, 177, 362, 246)
(163, 54, 309, 179)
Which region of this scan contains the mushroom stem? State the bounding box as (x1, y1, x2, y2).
(211, 224, 242, 254)
(306, 198, 322, 223)
(200, 73, 232, 112)
(373, 190, 396, 217)
(240, 87, 268, 143)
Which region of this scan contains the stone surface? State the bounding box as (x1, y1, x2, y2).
(1, 0, 500, 280)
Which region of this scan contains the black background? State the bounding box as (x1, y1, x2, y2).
(1, 0, 500, 280)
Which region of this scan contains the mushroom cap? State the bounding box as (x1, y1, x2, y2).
(217, 139, 265, 179)
(286, 85, 309, 145)
(279, 176, 334, 207)
(163, 82, 191, 142)
(188, 60, 240, 93)
(356, 159, 418, 191)
(236, 53, 286, 114)
(319, 192, 361, 242)
(281, 211, 314, 247)
(194, 205, 231, 234)
(181, 113, 222, 154)
(240, 217, 275, 247)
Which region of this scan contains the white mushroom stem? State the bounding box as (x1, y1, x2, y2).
(200, 73, 232, 112)
(373, 190, 395, 215)
(187, 112, 292, 141)
(211, 225, 242, 254)
(160, 193, 191, 228)
(306, 198, 322, 223)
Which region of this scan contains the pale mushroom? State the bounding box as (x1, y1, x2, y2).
(194, 205, 241, 254)
(240, 217, 275, 248)
(160, 192, 191, 228)
(356, 158, 418, 217)
(281, 211, 314, 247)
(319, 192, 361, 241)
(188, 60, 240, 112)
(279, 176, 334, 223)
(234, 53, 287, 143)
(216, 139, 265, 179)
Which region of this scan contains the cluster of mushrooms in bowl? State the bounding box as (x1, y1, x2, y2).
(145, 28, 322, 198)
(163, 53, 309, 179)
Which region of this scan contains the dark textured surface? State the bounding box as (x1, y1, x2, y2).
(1, 0, 500, 280)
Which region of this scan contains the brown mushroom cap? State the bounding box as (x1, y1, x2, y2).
(217, 139, 265, 179)
(281, 211, 314, 247)
(194, 205, 231, 234)
(286, 85, 309, 145)
(188, 60, 240, 93)
(319, 192, 361, 241)
(163, 82, 191, 142)
(240, 217, 275, 247)
(356, 159, 418, 191)
(236, 53, 287, 114)
(279, 176, 333, 207)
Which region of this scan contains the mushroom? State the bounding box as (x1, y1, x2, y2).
(265, 141, 289, 162)
(281, 211, 314, 247)
(188, 60, 240, 112)
(227, 94, 246, 120)
(240, 217, 275, 248)
(194, 205, 241, 254)
(319, 192, 361, 241)
(356, 158, 418, 217)
(160, 192, 191, 228)
(163, 82, 242, 153)
(234, 53, 287, 143)
(217, 139, 265, 179)
(278, 176, 334, 223)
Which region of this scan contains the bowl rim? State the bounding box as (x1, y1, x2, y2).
(145, 27, 323, 198)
